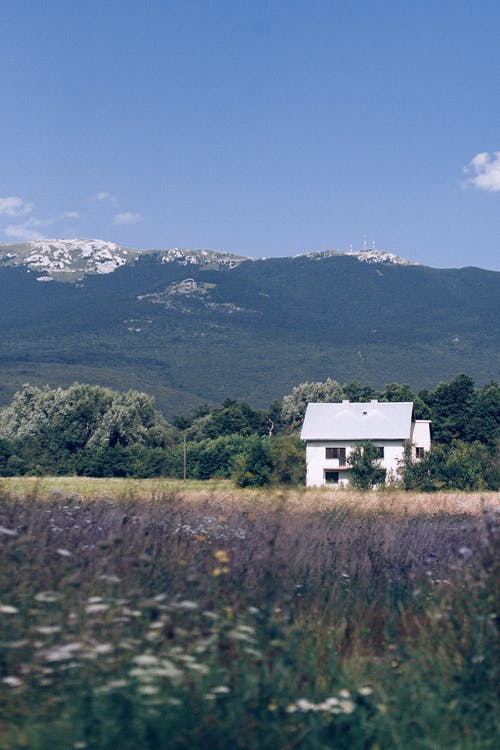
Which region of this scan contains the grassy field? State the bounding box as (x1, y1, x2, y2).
(0, 481, 498, 749)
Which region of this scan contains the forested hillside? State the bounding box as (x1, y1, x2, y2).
(0, 252, 498, 416)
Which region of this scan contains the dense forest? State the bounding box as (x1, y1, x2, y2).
(1, 255, 499, 417)
(0, 374, 498, 490)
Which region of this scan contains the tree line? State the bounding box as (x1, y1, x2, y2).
(0, 374, 498, 490)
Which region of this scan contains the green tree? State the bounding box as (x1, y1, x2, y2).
(233, 436, 275, 487)
(424, 374, 476, 444)
(281, 378, 344, 428)
(380, 382, 430, 419)
(348, 441, 386, 489)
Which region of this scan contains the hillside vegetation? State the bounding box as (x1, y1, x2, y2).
(0, 253, 499, 414)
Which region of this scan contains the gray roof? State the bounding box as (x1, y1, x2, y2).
(300, 401, 414, 441)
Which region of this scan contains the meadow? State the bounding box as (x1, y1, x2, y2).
(0, 480, 498, 749)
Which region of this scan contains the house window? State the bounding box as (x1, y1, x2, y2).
(415, 446, 425, 459)
(325, 447, 346, 465)
(325, 470, 339, 484)
(374, 446, 384, 459)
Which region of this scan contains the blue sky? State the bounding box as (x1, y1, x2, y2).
(1, 0, 499, 270)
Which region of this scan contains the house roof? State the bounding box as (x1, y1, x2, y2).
(300, 401, 414, 441)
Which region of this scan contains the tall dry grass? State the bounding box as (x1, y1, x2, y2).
(0, 484, 498, 749)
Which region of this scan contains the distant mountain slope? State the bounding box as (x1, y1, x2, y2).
(0, 241, 498, 417)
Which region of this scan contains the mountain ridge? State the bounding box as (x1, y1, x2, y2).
(0, 241, 498, 417)
(0, 238, 427, 283)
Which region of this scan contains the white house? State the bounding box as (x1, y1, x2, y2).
(300, 400, 431, 487)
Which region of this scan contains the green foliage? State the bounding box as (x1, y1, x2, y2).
(270, 435, 306, 485)
(1, 257, 499, 417)
(401, 440, 499, 491)
(0, 374, 499, 488)
(233, 436, 275, 487)
(281, 378, 344, 427)
(348, 441, 387, 489)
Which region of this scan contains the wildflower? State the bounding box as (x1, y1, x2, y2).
(43, 643, 83, 662)
(2, 676, 23, 687)
(177, 600, 198, 610)
(338, 689, 351, 698)
(214, 550, 230, 564)
(212, 685, 230, 694)
(0, 604, 18, 614)
(35, 626, 62, 635)
(93, 643, 113, 654)
(85, 603, 109, 614)
(212, 567, 229, 576)
(106, 679, 128, 689)
(133, 654, 160, 667)
(339, 699, 356, 714)
(202, 610, 218, 620)
(296, 698, 315, 712)
(57, 548, 72, 557)
(0, 525, 18, 537)
(137, 685, 159, 695)
(358, 686, 373, 696)
(98, 574, 121, 583)
(35, 591, 60, 603)
(87, 596, 104, 603)
(166, 697, 182, 706)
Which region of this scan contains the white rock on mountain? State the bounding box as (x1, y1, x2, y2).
(0, 238, 139, 280)
(297, 249, 420, 266)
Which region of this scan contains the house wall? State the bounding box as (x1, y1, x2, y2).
(411, 420, 431, 455)
(305, 440, 406, 487)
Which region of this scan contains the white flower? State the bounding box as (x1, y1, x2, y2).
(358, 686, 373, 696)
(43, 642, 83, 662)
(0, 604, 18, 614)
(93, 643, 113, 654)
(132, 654, 160, 667)
(35, 626, 61, 635)
(57, 548, 72, 557)
(85, 604, 109, 614)
(176, 600, 198, 610)
(35, 591, 60, 603)
(296, 698, 315, 711)
(137, 685, 159, 695)
(339, 699, 356, 714)
(2, 676, 23, 687)
(212, 685, 230, 694)
(0, 526, 18, 537)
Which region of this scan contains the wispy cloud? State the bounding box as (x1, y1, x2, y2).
(0, 196, 33, 217)
(464, 151, 500, 192)
(113, 211, 142, 225)
(95, 191, 116, 202)
(4, 224, 45, 241)
(1, 206, 81, 242)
